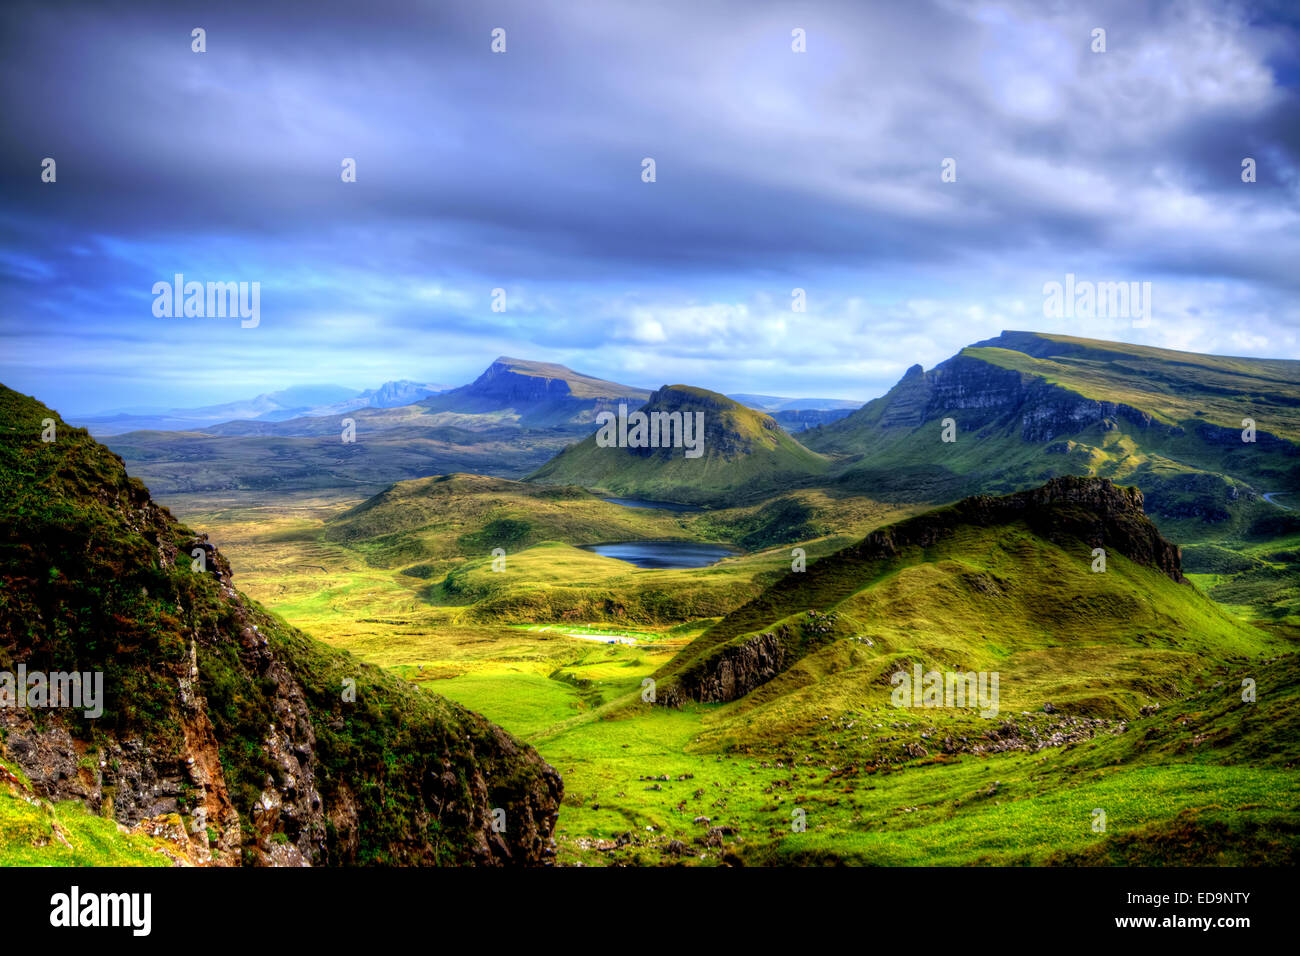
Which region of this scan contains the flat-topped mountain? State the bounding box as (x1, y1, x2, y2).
(417, 357, 651, 427)
(529, 385, 831, 505)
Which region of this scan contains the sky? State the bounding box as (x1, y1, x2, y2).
(2, 0, 1298, 414)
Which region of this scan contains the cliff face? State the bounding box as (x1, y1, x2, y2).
(0, 385, 561, 866)
(471, 360, 578, 404)
(807, 334, 1300, 524)
(657, 631, 786, 707)
(869, 353, 1179, 443)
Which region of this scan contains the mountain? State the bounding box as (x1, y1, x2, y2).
(306, 380, 450, 415)
(771, 407, 855, 432)
(652, 476, 1273, 713)
(0, 384, 561, 865)
(528, 385, 832, 505)
(416, 357, 652, 427)
(71, 382, 451, 436)
(804, 331, 1300, 519)
(729, 393, 863, 412)
(70, 384, 363, 435)
(94, 359, 649, 498)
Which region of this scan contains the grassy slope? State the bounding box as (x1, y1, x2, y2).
(654, 481, 1280, 713)
(233, 474, 913, 631)
(1, 759, 180, 866)
(0, 385, 560, 866)
(532, 653, 1299, 866)
(522, 486, 1298, 866)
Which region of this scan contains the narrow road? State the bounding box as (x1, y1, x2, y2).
(1262, 492, 1293, 510)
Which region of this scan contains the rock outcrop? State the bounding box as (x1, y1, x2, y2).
(657, 631, 787, 707)
(851, 475, 1183, 583)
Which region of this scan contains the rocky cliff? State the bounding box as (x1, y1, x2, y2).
(828, 351, 1181, 445)
(0, 385, 562, 866)
(805, 332, 1300, 523)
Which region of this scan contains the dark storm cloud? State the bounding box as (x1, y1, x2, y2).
(1, 0, 1297, 411)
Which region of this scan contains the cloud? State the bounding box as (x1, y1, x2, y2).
(0, 0, 1297, 412)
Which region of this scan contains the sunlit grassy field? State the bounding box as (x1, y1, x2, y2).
(174, 485, 1300, 866)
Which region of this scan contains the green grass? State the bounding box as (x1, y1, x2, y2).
(0, 788, 175, 866)
(182, 470, 1300, 867)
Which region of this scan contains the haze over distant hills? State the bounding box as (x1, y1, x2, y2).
(727, 393, 863, 412)
(728, 393, 861, 432)
(70, 380, 449, 436)
(92, 358, 655, 496)
(71, 358, 872, 440)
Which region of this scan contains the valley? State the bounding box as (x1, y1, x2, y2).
(5, 332, 1299, 866)
(168, 472, 1298, 866)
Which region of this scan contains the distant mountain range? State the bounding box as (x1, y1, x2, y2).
(76, 334, 1300, 545)
(70, 380, 449, 436)
(69, 359, 865, 439)
(727, 393, 862, 412)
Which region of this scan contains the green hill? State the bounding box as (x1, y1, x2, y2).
(519, 476, 1299, 867)
(653, 477, 1282, 721)
(0, 384, 561, 866)
(529, 385, 831, 505)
